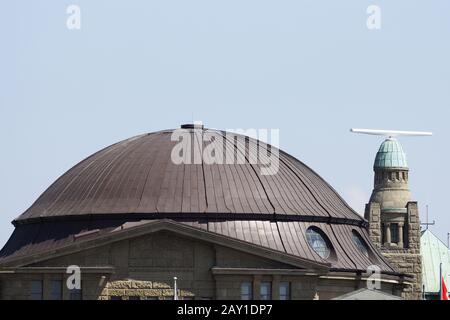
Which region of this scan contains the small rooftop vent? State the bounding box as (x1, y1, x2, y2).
(181, 123, 204, 129)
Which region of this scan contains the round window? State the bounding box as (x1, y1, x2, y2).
(306, 227, 331, 259)
(352, 230, 369, 258)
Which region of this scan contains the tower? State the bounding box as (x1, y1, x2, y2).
(351, 128, 431, 300)
(364, 138, 422, 299)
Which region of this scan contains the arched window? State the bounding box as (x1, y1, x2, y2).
(306, 227, 332, 259)
(351, 230, 370, 258)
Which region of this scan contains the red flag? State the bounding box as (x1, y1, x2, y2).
(442, 276, 449, 300)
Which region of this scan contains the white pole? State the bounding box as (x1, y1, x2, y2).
(440, 263, 442, 300)
(174, 277, 178, 300)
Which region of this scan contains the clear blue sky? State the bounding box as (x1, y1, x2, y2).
(1, 1, 449, 247)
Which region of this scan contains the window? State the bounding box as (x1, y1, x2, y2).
(70, 288, 82, 300)
(390, 223, 399, 243)
(306, 227, 331, 259)
(240, 282, 253, 300)
(110, 296, 123, 300)
(260, 282, 272, 300)
(352, 230, 370, 258)
(30, 280, 43, 300)
(50, 280, 63, 300)
(69, 281, 82, 300)
(279, 282, 291, 300)
(129, 296, 140, 300)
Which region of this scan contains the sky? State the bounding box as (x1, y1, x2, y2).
(0, 1, 449, 248)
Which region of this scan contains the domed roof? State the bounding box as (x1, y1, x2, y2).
(374, 138, 408, 169)
(0, 126, 396, 274)
(16, 127, 362, 223)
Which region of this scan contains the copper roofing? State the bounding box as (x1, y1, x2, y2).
(15, 128, 362, 223)
(0, 127, 397, 273)
(374, 138, 408, 169)
(421, 230, 450, 293)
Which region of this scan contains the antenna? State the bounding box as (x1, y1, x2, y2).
(447, 233, 450, 249)
(350, 128, 432, 138)
(420, 205, 435, 230)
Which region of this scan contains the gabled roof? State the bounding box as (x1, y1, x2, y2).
(0, 217, 395, 273)
(332, 288, 402, 300)
(0, 219, 330, 271)
(421, 229, 450, 293)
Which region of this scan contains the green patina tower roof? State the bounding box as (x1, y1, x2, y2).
(421, 230, 450, 294)
(374, 138, 408, 169)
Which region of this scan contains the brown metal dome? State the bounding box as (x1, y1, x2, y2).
(16, 128, 362, 223)
(0, 126, 395, 273)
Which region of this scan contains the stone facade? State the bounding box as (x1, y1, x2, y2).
(379, 202, 422, 300)
(0, 230, 404, 300)
(365, 202, 422, 300)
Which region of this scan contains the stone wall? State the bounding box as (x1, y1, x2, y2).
(100, 280, 195, 300)
(0, 230, 403, 300)
(365, 202, 382, 247)
(381, 251, 422, 300)
(365, 201, 422, 300)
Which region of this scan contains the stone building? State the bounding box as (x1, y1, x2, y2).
(364, 138, 422, 300)
(0, 125, 412, 300)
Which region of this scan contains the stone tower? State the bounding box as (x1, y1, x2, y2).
(364, 138, 422, 300)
